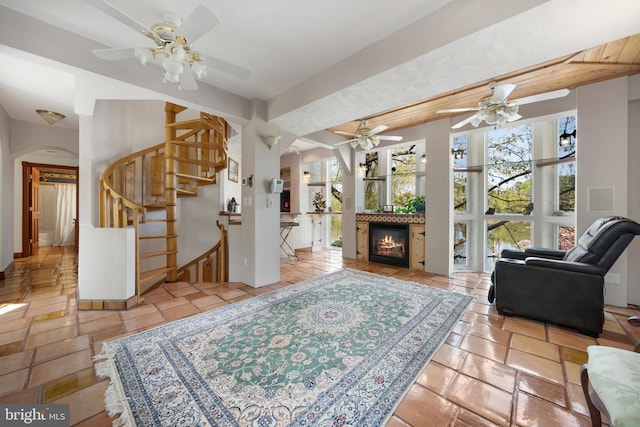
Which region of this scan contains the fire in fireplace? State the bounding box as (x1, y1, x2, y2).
(369, 222, 410, 268)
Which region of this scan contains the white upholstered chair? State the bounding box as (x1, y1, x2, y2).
(580, 316, 640, 426)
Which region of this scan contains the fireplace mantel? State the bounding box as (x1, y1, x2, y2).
(355, 213, 425, 224)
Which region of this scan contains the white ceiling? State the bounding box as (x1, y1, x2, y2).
(0, 0, 639, 144)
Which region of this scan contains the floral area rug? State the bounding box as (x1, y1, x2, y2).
(96, 269, 474, 426)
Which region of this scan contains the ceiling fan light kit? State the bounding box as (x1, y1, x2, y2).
(88, 0, 250, 90)
(334, 120, 402, 150)
(438, 82, 568, 129)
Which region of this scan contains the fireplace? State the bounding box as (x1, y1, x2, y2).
(369, 222, 410, 268)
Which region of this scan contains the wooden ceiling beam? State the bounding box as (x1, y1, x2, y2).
(328, 34, 640, 137)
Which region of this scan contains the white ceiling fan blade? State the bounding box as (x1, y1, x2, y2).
(378, 135, 403, 141)
(334, 138, 358, 146)
(334, 130, 358, 137)
(87, 0, 163, 46)
(437, 107, 479, 114)
(202, 54, 251, 80)
(179, 5, 220, 44)
(514, 88, 570, 105)
(506, 113, 522, 122)
(491, 83, 516, 102)
(179, 68, 198, 91)
(451, 114, 478, 129)
(368, 125, 388, 135)
(92, 47, 136, 60)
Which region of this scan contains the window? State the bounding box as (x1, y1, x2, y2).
(364, 152, 380, 211)
(390, 145, 417, 208)
(486, 124, 533, 215)
(363, 143, 423, 212)
(557, 116, 576, 213)
(453, 135, 470, 267)
(453, 135, 469, 213)
(328, 159, 343, 247)
(304, 159, 343, 249)
(452, 113, 576, 272)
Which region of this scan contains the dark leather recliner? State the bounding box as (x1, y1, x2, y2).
(488, 216, 640, 337)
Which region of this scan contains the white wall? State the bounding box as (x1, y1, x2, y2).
(177, 183, 222, 267)
(577, 78, 631, 307)
(629, 98, 640, 305)
(222, 133, 242, 213)
(78, 227, 135, 299)
(10, 120, 78, 158)
(425, 119, 454, 275)
(0, 104, 12, 271)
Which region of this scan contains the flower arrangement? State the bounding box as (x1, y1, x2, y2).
(312, 192, 326, 212)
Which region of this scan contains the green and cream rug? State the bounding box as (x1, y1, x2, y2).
(96, 269, 474, 426)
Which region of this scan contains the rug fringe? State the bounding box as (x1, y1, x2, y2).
(94, 345, 135, 427)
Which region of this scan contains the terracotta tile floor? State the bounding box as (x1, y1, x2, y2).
(1, 245, 639, 426)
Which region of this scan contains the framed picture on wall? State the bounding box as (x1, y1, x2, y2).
(228, 158, 239, 183)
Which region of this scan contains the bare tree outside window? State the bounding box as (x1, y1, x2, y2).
(487, 124, 533, 214)
(364, 152, 380, 211)
(391, 145, 417, 208)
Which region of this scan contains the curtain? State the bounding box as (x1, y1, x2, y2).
(52, 183, 76, 246)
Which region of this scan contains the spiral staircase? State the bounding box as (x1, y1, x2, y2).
(99, 102, 229, 306)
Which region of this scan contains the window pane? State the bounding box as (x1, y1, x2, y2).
(364, 152, 380, 211)
(487, 125, 533, 214)
(391, 145, 416, 208)
(454, 222, 468, 266)
(453, 135, 469, 212)
(328, 159, 343, 246)
(557, 226, 575, 250)
(486, 220, 531, 271)
(558, 116, 576, 212)
(330, 215, 342, 247)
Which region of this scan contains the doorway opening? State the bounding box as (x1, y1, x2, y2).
(21, 162, 79, 257)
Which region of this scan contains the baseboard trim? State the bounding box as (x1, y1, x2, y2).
(78, 295, 140, 311)
(0, 262, 15, 280)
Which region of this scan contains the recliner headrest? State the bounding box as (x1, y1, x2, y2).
(564, 216, 640, 266)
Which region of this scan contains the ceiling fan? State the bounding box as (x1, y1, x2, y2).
(438, 82, 569, 129)
(87, 0, 251, 91)
(334, 120, 403, 150)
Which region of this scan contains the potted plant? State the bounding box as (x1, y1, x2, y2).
(312, 192, 326, 212)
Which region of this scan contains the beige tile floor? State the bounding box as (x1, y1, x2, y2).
(1, 245, 639, 426)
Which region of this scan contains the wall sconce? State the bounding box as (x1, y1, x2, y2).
(420, 154, 427, 164)
(452, 148, 465, 160)
(559, 130, 576, 147)
(303, 171, 310, 178)
(261, 135, 281, 150)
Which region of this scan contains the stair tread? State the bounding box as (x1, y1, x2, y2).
(166, 119, 208, 130)
(174, 172, 215, 183)
(144, 203, 167, 209)
(177, 188, 197, 196)
(166, 140, 222, 148)
(139, 267, 172, 282)
(140, 250, 177, 259)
